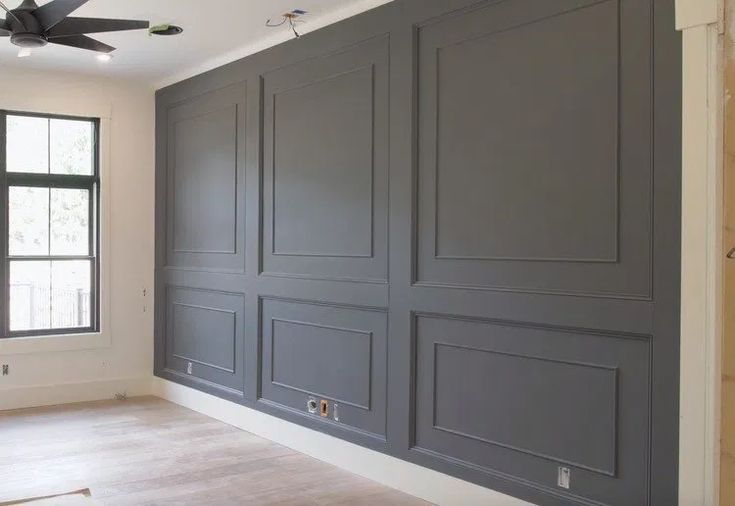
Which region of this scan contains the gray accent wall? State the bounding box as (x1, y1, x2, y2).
(155, 1, 681, 504)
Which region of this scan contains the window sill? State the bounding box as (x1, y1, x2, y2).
(0, 331, 111, 355)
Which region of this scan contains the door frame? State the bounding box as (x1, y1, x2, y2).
(677, 1, 724, 504)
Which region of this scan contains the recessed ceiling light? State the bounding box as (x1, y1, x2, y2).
(96, 53, 112, 62)
(149, 24, 183, 36)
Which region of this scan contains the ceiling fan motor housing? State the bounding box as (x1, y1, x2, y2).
(10, 31, 47, 47)
(7, 1, 47, 47)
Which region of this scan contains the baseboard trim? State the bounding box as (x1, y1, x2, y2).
(0, 376, 152, 411)
(152, 377, 531, 506)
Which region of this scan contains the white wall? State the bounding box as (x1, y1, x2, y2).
(0, 66, 155, 410)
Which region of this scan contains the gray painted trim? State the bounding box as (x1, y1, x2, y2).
(154, 0, 681, 504)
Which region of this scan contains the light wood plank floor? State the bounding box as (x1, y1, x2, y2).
(0, 397, 429, 505)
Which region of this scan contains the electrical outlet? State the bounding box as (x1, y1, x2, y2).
(186, 362, 193, 375)
(557, 467, 571, 489)
(333, 403, 339, 422)
(307, 398, 318, 414)
(2, 364, 8, 376)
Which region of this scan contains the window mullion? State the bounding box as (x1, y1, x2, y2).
(6, 173, 97, 189)
(47, 179, 52, 328)
(7, 256, 94, 261)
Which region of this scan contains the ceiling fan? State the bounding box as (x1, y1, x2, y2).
(0, 0, 149, 57)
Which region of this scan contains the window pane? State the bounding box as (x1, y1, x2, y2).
(50, 119, 93, 175)
(7, 115, 49, 174)
(51, 188, 89, 255)
(51, 260, 91, 329)
(9, 186, 49, 256)
(9, 261, 51, 331)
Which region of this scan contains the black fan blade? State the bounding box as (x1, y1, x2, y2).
(34, 0, 90, 31)
(48, 17, 149, 38)
(49, 34, 114, 53)
(0, 1, 25, 29)
(0, 19, 10, 36)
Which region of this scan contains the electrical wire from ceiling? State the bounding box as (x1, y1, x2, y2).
(266, 11, 305, 38)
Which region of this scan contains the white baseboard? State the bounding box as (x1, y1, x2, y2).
(152, 377, 531, 506)
(0, 376, 152, 411)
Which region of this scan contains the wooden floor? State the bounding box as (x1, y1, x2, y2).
(0, 397, 428, 505)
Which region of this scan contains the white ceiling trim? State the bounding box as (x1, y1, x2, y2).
(154, 0, 393, 90)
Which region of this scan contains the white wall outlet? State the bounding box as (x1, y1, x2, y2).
(557, 467, 571, 489)
(186, 362, 193, 375)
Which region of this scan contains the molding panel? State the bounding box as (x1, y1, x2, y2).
(261, 35, 389, 283)
(412, 313, 651, 505)
(165, 286, 245, 394)
(153, 0, 682, 504)
(260, 298, 387, 439)
(415, 0, 653, 298)
(165, 82, 247, 272)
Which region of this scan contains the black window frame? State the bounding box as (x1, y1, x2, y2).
(0, 110, 101, 338)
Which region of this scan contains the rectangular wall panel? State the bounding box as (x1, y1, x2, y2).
(166, 83, 247, 272)
(413, 313, 650, 505)
(165, 286, 245, 394)
(172, 303, 236, 374)
(261, 35, 389, 282)
(272, 67, 374, 258)
(271, 319, 372, 409)
(415, 0, 653, 298)
(260, 298, 387, 439)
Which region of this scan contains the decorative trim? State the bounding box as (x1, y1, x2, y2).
(154, 0, 395, 89)
(0, 331, 111, 356)
(678, 13, 723, 506)
(152, 377, 532, 506)
(256, 397, 386, 443)
(675, 0, 720, 30)
(165, 285, 244, 382)
(268, 317, 373, 410)
(408, 446, 595, 506)
(268, 65, 376, 259)
(171, 302, 237, 373)
(429, 342, 619, 477)
(169, 105, 239, 255)
(410, 311, 646, 486)
(164, 84, 247, 273)
(426, 0, 621, 264)
(160, 368, 245, 398)
(412, 0, 652, 301)
(0, 376, 152, 411)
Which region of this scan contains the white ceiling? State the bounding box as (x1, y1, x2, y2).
(0, 0, 392, 88)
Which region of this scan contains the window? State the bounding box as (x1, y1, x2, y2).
(1, 111, 100, 338)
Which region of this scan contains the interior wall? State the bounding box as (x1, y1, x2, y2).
(0, 66, 155, 407)
(154, 1, 681, 504)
